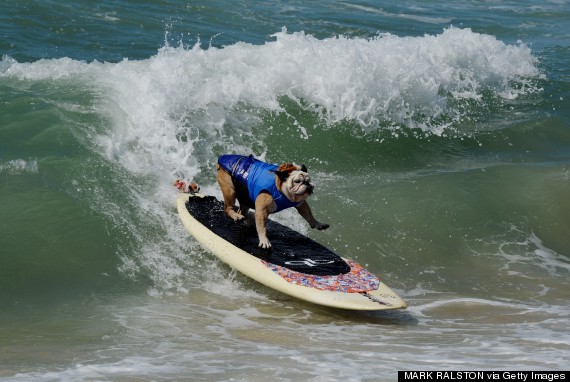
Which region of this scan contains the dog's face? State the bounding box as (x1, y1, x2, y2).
(275, 163, 314, 203)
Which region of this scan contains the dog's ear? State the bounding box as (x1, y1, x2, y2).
(301, 164, 307, 173)
(274, 170, 289, 180)
(275, 163, 297, 180)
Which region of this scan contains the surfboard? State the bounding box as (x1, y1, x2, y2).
(176, 192, 407, 310)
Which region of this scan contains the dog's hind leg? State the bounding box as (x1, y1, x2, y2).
(217, 167, 245, 221)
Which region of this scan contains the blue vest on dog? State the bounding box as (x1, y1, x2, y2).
(218, 154, 300, 212)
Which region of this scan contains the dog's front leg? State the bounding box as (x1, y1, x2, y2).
(296, 201, 329, 230)
(254, 192, 275, 248)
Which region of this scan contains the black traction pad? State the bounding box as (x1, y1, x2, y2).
(185, 195, 350, 276)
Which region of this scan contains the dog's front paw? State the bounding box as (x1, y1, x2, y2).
(312, 222, 330, 230)
(258, 237, 272, 249)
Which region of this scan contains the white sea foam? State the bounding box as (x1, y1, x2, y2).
(475, 225, 570, 279)
(87, 27, 541, 182)
(0, 159, 39, 174)
(2, 27, 542, 150)
(501, 231, 570, 275)
(7, 359, 183, 382)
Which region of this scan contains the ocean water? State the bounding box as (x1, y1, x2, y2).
(1, 0, 569, 380)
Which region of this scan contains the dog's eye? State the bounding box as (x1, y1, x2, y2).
(294, 179, 302, 184)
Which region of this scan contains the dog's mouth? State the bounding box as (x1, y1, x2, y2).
(290, 175, 314, 200)
(293, 183, 313, 197)
(296, 188, 313, 196)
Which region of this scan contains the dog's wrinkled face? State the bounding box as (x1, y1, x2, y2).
(286, 170, 314, 202)
(275, 163, 314, 203)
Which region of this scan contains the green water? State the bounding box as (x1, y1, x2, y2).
(1, 0, 569, 380)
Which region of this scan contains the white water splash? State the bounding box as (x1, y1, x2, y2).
(0, 159, 39, 174)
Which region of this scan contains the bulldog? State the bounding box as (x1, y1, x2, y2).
(217, 154, 329, 248)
